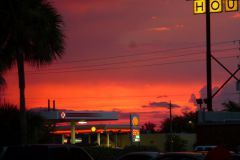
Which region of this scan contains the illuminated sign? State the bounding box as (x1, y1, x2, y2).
(194, 0, 206, 14)
(130, 114, 139, 126)
(60, 112, 66, 119)
(130, 114, 140, 143)
(194, 0, 238, 14)
(91, 126, 96, 132)
(132, 129, 140, 142)
(132, 116, 139, 126)
(132, 129, 140, 136)
(63, 138, 68, 144)
(210, 0, 222, 13)
(56, 111, 118, 121)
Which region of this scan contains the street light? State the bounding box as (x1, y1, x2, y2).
(196, 98, 208, 111)
(196, 98, 203, 110)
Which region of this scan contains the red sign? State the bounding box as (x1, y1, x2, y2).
(60, 112, 66, 119)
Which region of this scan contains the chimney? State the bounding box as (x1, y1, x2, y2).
(53, 100, 56, 110)
(48, 99, 50, 111)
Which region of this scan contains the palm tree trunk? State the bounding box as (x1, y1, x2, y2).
(17, 52, 27, 144)
(0, 75, 5, 86)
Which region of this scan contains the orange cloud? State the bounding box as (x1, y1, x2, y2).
(5, 80, 200, 113)
(149, 27, 171, 32)
(149, 24, 184, 32)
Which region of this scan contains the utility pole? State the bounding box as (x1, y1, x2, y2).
(192, 0, 240, 111)
(157, 96, 173, 150)
(0, 89, 2, 104)
(169, 101, 173, 152)
(206, 0, 213, 111)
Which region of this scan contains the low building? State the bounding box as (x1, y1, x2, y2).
(197, 111, 240, 148)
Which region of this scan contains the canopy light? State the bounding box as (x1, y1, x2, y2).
(78, 121, 87, 124)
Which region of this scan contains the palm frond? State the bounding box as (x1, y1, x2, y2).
(0, 0, 65, 67)
(0, 75, 5, 87)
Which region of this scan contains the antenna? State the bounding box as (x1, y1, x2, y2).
(48, 99, 50, 111)
(53, 100, 56, 110)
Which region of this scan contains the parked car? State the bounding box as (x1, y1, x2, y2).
(194, 145, 216, 152)
(232, 154, 240, 160)
(115, 152, 161, 160)
(115, 152, 205, 160)
(160, 151, 239, 160)
(159, 152, 205, 160)
(0, 144, 94, 160)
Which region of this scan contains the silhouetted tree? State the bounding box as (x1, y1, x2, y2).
(0, 0, 64, 143)
(0, 103, 21, 144)
(160, 112, 197, 133)
(141, 122, 157, 133)
(0, 56, 13, 87)
(0, 63, 5, 87)
(222, 101, 240, 112)
(0, 75, 4, 87)
(0, 103, 54, 145)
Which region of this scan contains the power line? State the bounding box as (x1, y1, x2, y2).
(22, 91, 240, 101)
(25, 47, 237, 72)
(5, 41, 239, 75)
(24, 94, 192, 100)
(6, 40, 238, 74)
(26, 54, 237, 75)
(52, 40, 238, 64)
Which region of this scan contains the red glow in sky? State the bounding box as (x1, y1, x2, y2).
(2, 0, 240, 128)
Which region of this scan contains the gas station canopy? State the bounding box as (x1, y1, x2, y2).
(32, 109, 118, 122)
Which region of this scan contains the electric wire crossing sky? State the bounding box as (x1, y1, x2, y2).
(194, 0, 239, 14)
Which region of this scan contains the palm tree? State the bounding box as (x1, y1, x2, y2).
(0, 0, 64, 143)
(143, 122, 157, 133)
(0, 74, 5, 87)
(0, 73, 6, 104)
(0, 54, 13, 87)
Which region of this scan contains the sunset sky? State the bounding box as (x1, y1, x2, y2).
(2, 0, 240, 128)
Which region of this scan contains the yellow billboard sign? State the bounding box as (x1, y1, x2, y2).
(194, 0, 206, 14)
(210, 0, 222, 13)
(130, 114, 139, 126)
(225, 0, 238, 12)
(194, 0, 238, 14)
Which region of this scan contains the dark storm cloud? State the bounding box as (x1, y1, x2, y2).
(117, 111, 164, 119)
(118, 110, 169, 122)
(142, 101, 181, 109)
(189, 81, 239, 111)
(189, 86, 219, 107)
